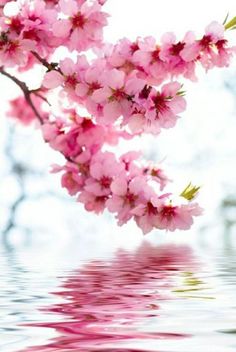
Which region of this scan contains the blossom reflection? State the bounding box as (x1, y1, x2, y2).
(21, 243, 196, 352)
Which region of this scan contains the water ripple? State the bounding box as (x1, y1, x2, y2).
(1, 242, 236, 352)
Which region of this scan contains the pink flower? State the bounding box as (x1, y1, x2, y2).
(3, 4, 227, 236)
(12, 0, 59, 53)
(41, 118, 64, 142)
(41, 117, 83, 158)
(159, 32, 183, 62)
(70, 113, 106, 152)
(204, 21, 225, 43)
(84, 152, 124, 196)
(61, 164, 85, 195)
(145, 164, 171, 191)
(180, 21, 230, 70)
(43, 69, 63, 89)
(144, 82, 186, 130)
(120, 151, 143, 177)
(204, 22, 233, 68)
(106, 38, 142, 76)
(179, 31, 200, 62)
(52, 0, 108, 52)
(75, 59, 106, 107)
(127, 103, 155, 134)
(0, 35, 35, 67)
(131, 192, 165, 234)
(106, 175, 142, 225)
(132, 36, 167, 84)
(0, 0, 61, 65)
(44, 0, 60, 9)
(158, 31, 197, 80)
(155, 202, 203, 231)
(43, 56, 89, 95)
(7, 95, 45, 125)
(92, 68, 145, 124)
(212, 38, 233, 67)
(78, 190, 108, 214)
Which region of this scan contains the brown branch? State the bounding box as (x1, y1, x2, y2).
(0, 65, 77, 168)
(31, 89, 51, 106)
(0, 66, 44, 124)
(31, 51, 63, 74)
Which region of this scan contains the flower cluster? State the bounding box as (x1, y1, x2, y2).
(7, 94, 47, 125)
(39, 109, 201, 234)
(0, 0, 108, 67)
(1, 0, 236, 234)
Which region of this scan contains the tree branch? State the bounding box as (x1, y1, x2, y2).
(31, 51, 62, 74)
(0, 66, 44, 124)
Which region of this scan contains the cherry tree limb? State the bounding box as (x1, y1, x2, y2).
(0, 66, 44, 124)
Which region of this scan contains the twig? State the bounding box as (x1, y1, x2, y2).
(31, 51, 63, 74)
(31, 89, 51, 106)
(0, 66, 44, 124)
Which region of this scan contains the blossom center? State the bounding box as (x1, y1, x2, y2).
(170, 41, 185, 56)
(152, 48, 161, 62)
(160, 205, 177, 220)
(95, 195, 108, 204)
(7, 17, 23, 34)
(146, 201, 158, 215)
(151, 168, 160, 177)
(6, 41, 19, 54)
(65, 75, 78, 88)
(100, 176, 112, 189)
(152, 93, 169, 114)
(130, 42, 139, 54)
(78, 163, 89, 175)
(81, 119, 94, 130)
(199, 35, 212, 49)
(125, 192, 137, 205)
(121, 60, 135, 74)
(23, 29, 39, 41)
(88, 82, 101, 95)
(71, 13, 86, 29)
(139, 85, 151, 100)
(111, 89, 127, 101)
(216, 39, 227, 50)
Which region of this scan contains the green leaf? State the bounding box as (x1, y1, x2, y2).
(222, 12, 229, 25)
(224, 16, 236, 30)
(177, 90, 186, 97)
(180, 182, 200, 201)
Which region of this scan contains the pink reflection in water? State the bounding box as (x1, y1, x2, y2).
(21, 243, 196, 352)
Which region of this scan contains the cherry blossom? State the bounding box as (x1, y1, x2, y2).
(143, 81, 186, 130)
(7, 96, 40, 125)
(107, 176, 144, 226)
(52, 0, 108, 51)
(84, 151, 124, 196)
(155, 202, 203, 232)
(92, 69, 145, 124)
(1, 0, 236, 234)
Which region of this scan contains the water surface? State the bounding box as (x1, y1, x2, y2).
(1, 239, 236, 352)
